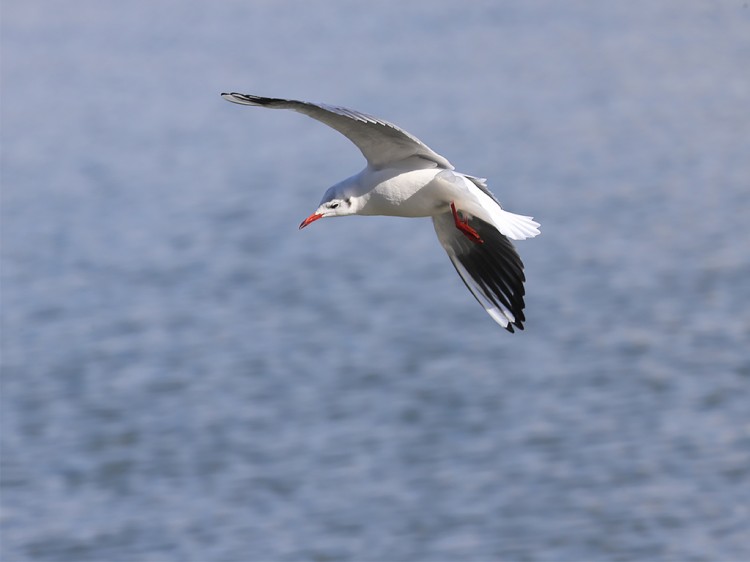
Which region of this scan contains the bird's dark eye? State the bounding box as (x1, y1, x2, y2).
(330, 202, 339, 209)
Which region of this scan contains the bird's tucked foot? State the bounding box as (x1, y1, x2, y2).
(450, 202, 484, 243)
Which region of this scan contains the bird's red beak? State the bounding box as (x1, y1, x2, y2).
(299, 213, 324, 230)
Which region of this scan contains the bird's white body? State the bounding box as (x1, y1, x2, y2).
(333, 163, 539, 241)
(336, 163, 452, 217)
(222, 92, 540, 331)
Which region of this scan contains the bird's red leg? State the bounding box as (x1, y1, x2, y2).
(451, 202, 483, 243)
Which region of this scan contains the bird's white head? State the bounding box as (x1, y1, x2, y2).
(299, 185, 359, 229)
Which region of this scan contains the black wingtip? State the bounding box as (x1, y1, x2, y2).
(221, 92, 246, 101)
(220, 93, 279, 107)
(505, 320, 525, 333)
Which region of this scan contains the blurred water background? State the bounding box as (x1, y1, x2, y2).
(2, 1, 750, 560)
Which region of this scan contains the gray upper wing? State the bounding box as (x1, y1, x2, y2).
(221, 93, 453, 170)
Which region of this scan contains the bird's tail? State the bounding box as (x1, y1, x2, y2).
(439, 170, 541, 241)
(488, 208, 541, 240)
(464, 175, 540, 240)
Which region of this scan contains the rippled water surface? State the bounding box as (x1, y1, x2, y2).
(3, 1, 750, 560)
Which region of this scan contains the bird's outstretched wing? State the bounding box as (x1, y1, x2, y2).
(221, 93, 453, 170)
(432, 212, 527, 332)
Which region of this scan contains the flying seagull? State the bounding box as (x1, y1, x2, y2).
(221, 93, 540, 332)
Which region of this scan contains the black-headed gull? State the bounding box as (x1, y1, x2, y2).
(222, 93, 540, 332)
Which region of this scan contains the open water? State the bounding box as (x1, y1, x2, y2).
(2, 1, 749, 560)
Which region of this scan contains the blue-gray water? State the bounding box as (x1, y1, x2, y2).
(2, 1, 749, 560)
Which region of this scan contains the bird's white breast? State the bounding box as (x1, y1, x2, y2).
(356, 167, 456, 218)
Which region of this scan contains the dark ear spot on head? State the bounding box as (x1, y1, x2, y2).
(345, 197, 351, 205)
